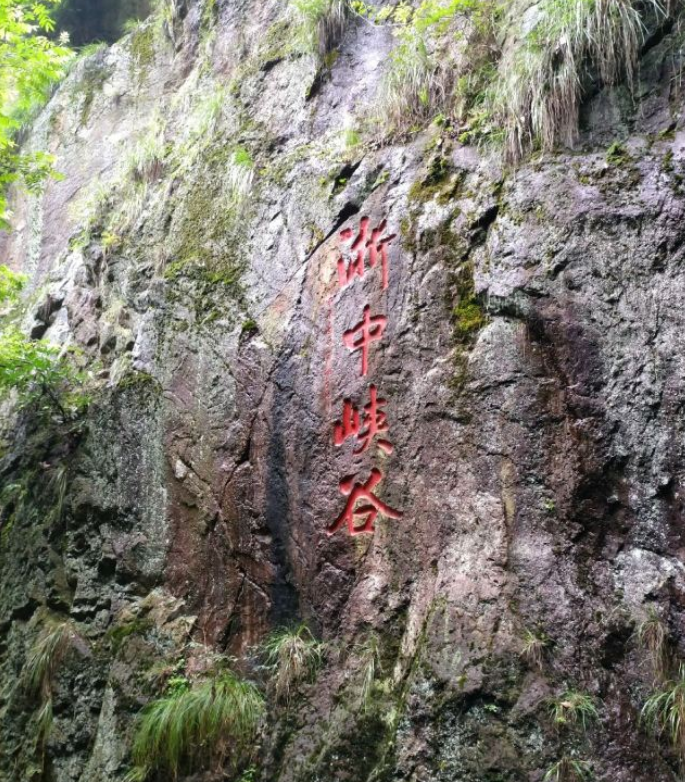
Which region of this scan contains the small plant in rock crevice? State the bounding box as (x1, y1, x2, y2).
(543, 756, 592, 782)
(291, 0, 348, 59)
(356, 632, 383, 713)
(365, 0, 499, 139)
(488, 0, 668, 161)
(521, 628, 551, 670)
(261, 623, 326, 703)
(21, 616, 87, 753)
(638, 606, 671, 682)
(127, 671, 264, 781)
(549, 689, 598, 731)
(642, 664, 685, 765)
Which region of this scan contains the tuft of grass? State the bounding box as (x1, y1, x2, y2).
(226, 146, 255, 208)
(79, 41, 108, 58)
(129, 672, 264, 780)
(188, 87, 226, 141)
(543, 756, 592, 781)
(22, 616, 86, 752)
(34, 696, 54, 747)
(127, 128, 166, 184)
(356, 633, 383, 713)
(373, 0, 498, 139)
(638, 606, 670, 681)
(23, 618, 83, 700)
(605, 139, 631, 165)
(262, 623, 326, 703)
(642, 664, 685, 762)
(343, 128, 362, 148)
(549, 690, 598, 731)
(291, 0, 348, 59)
(521, 628, 550, 670)
(491, 0, 665, 162)
(379, 27, 449, 137)
(47, 465, 69, 526)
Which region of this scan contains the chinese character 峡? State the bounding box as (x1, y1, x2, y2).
(343, 305, 387, 377)
(338, 217, 396, 291)
(334, 385, 393, 455)
(328, 468, 402, 536)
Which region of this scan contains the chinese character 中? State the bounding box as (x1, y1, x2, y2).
(334, 385, 393, 455)
(343, 304, 387, 377)
(328, 468, 402, 536)
(338, 217, 397, 291)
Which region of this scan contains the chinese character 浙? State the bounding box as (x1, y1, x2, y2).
(343, 304, 387, 377)
(328, 468, 402, 536)
(334, 385, 393, 455)
(338, 217, 397, 291)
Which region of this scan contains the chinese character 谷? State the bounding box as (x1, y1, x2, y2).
(328, 468, 402, 536)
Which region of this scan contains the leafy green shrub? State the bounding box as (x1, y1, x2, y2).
(549, 690, 598, 730)
(128, 672, 264, 780)
(0, 264, 90, 418)
(642, 664, 685, 762)
(0, 0, 73, 227)
(0, 328, 85, 417)
(262, 623, 326, 702)
(0, 265, 26, 305)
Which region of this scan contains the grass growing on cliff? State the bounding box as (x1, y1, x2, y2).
(549, 690, 597, 730)
(356, 632, 383, 713)
(521, 628, 550, 670)
(227, 146, 255, 208)
(543, 757, 592, 781)
(23, 618, 83, 697)
(128, 671, 264, 780)
(262, 623, 326, 703)
(22, 616, 86, 751)
(638, 607, 671, 681)
(291, 0, 348, 59)
(126, 129, 166, 184)
(367, 0, 492, 137)
(642, 665, 685, 762)
(490, 0, 664, 161)
(367, 0, 671, 158)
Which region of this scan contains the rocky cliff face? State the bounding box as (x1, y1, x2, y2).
(3, 1, 685, 780)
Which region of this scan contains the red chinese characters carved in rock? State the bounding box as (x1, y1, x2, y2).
(343, 304, 387, 377)
(327, 468, 402, 536)
(334, 385, 393, 455)
(338, 217, 397, 291)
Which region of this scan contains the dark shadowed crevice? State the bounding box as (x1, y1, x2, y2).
(54, 0, 152, 46)
(264, 357, 300, 626)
